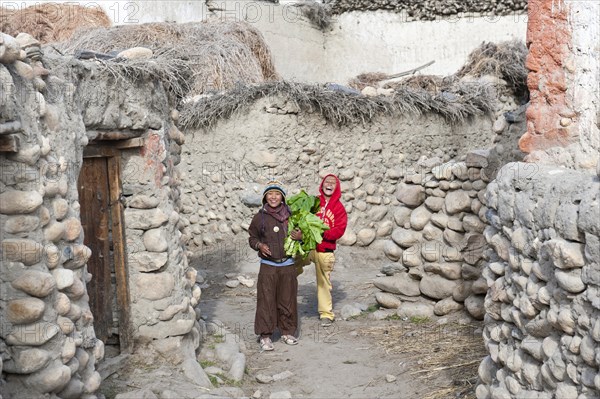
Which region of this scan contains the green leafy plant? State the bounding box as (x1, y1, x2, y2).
(284, 190, 329, 258)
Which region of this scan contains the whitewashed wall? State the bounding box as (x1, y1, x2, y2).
(7, 0, 526, 83)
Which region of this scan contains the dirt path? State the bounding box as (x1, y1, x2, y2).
(100, 241, 481, 399)
(197, 241, 428, 399)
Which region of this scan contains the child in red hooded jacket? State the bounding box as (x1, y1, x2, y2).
(292, 174, 347, 326)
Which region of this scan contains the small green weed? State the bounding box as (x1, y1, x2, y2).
(409, 316, 430, 324)
(199, 360, 215, 368)
(213, 334, 225, 343)
(365, 304, 380, 313)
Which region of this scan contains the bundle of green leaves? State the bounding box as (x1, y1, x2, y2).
(284, 190, 329, 258)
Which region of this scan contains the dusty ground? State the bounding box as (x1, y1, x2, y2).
(100, 240, 483, 399)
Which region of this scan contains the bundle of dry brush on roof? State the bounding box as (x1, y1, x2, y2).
(53, 21, 279, 102)
(351, 40, 528, 99)
(179, 79, 496, 131)
(454, 40, 528, 98)
(0, 3, 110, 43)
(293, 1, 333, 30)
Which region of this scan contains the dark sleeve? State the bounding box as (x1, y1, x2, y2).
(323, 204, 347, 242)
(248, 212, 262, 251)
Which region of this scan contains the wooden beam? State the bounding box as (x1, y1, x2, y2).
(88, 130, 144, 141)
(0, 135, 20, 152)
(83, 146, 118, 158)
(113, 137, 144, 149)
(108, 155, 134, 354)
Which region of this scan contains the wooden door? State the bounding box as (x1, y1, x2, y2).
(78, 157, 113, 344)
(78, 153, 132, 352)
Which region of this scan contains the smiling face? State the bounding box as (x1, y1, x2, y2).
(264, 190, 283, 208)
(322, 176, 337, 199)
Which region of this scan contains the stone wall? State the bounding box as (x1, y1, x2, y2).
(1, 33, 200, 397)
(474, 2, 600, 398)
(1, 32, 103, 398)
(326, 0, 527, 20)
(371, 93, 525, 319)
(179, 97, 497, 249)
(120, 126, 201, 346)
(476, 163, 600, 399)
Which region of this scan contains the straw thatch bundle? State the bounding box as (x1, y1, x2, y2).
(455, 39, 528, 97)
(0, 3, 110, 43)
(91, 48, 194, 101)
(55, 21, 279, 96)
(348, 72, 390, 91)
(179, 80, 495, 131)
(383, 75, 455, 94)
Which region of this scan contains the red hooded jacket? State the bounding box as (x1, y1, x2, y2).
(316, 174, 348, 252)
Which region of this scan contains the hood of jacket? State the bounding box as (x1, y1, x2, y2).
(319, 174, 342, 205)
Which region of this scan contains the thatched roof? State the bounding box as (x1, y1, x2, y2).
(179, 40, 524, 131)
(54, 21, 279, 98)
(179, 80, 496, 131)
(0, 3, 110, 43)
(349, 40, 528, 98)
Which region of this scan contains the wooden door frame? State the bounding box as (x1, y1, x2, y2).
(82, 145, 133, 353)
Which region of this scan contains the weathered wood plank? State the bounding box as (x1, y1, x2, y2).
(108, 155, 133, 353)
(0, 135, 20, 152)
(78, 157, 114, 344)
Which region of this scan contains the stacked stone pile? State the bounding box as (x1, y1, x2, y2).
(476, 163, 600, 399)
(327, 0, 527, 20)
(372, 149, 492, 320)
(1, 32, 102, 398)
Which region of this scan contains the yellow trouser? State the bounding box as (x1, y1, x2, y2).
(295, 250, 336, 320)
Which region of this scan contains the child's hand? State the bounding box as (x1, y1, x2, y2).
(290, 228, 303, 241)
(257, 243, 272, 256)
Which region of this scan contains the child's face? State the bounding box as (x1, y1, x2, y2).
(322, 176, 337, 197)
(265, 190, 283, 208)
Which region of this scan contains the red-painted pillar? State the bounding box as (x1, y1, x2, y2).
(519, 0, 576, 153)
